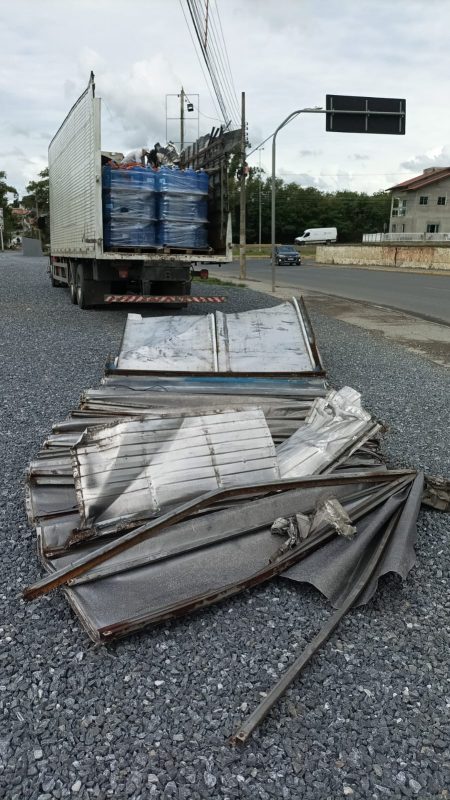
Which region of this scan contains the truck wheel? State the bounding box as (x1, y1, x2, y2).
(69, 271, 78, 304)
(76, 266, 92, 310)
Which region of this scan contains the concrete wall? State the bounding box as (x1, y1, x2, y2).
(316, 244, 450, 271)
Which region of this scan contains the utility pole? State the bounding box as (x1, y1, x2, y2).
(258, 147, 264, 252)
(239, 91, 246, 280)
(35, 198, 42, 247)
(180, 87, 185, 151)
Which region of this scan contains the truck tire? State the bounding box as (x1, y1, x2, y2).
(76, 265, 92, 310)
(69, 268, 78, 304)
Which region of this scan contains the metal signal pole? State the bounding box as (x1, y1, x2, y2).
(258, 147, 264, 252)
(180, 87, 185, 151)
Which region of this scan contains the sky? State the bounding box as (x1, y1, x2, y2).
(1, 0, 449, 198)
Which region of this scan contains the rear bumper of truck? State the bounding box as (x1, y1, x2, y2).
(104, 295, 226, 304)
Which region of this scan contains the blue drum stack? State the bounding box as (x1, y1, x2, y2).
(156, 167, 209, 249)
(102, 166, 157, 249)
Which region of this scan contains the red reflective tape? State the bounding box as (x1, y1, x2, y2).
(104, 295, 226, 304)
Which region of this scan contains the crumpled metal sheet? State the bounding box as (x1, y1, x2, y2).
(24, 470, 419, 641)
(277, 387, 380, 477)
(215, 300, 316, 373)
(71, 408, 279, 528)
(23, 298, 427, 652)
(421, 475, 450, 511)
(116, 312, 217, 372)
(282, 472, 424, 607)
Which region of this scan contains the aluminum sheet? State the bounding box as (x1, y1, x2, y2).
(216, 301, 315, 373)
(282, 473, 424, 608)
(114, 300, 319, 375)
(117, 312, 217, 372)
(71, 408, 279, 528)
(32, 471, 417, 642)
(277, 387, 377, 477)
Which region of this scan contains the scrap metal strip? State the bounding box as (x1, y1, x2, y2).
(291, 297, 315, 370)
(230, 500, 406, 745)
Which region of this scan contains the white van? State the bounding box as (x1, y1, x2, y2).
(295, 227, 337, 245)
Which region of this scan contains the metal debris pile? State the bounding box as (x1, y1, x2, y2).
(23, 298, 445, 742)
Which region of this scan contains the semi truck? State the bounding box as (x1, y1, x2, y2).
(48, 73, 239, 308)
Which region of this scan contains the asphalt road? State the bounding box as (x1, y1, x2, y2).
(216, 259, 450, 325)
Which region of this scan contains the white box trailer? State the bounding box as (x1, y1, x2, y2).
(48, 74, 238, 308)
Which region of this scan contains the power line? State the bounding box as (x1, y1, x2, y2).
(187, 0, 228, 122)
(183, 91, 225, 123)
(194, 0, 240, 124)
(204, 1, 240, 123)
(185, 0, 239, 128)
(214, 0, 239, 111)
(178, 0, 222, 123)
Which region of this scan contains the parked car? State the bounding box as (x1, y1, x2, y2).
(275, 245, 301, 265)
(295, 227, 337, 245)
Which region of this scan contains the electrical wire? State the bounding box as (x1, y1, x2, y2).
(178, 0, 222, 123)
(185, 0, 239, 128)
(187, 0, 229, 122)
(183, 90, 225, 124)
(190, 0, 234, 125)
(194, 0, 240, 125)
(214, 0, 239, 112)
(203, 0, 240, 123)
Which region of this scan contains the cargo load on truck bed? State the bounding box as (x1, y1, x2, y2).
(48, 73, 240, 307)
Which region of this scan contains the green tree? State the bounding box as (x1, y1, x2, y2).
(0, 170, 19, 243)
(22, 167, 49, 216)
(22, 167, 49, 245)
(228, 159, 391, 244)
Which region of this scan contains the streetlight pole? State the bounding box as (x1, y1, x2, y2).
(258, 146, 264, 252)
(271, 107, 325, 293)
(239, 91, 246, 280)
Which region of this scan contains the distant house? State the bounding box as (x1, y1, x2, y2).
(388, 167, 450, 234)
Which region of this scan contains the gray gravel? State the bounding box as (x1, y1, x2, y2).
(1, 253, 449, 800)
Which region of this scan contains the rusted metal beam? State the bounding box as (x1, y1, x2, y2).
(230, 502, 405, 745)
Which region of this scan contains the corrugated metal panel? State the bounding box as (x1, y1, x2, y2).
(49, 78, 101, 256)
(215, 301, 316, 373)
(71, 408, 279, 528)
(116, 313, 217, 372)
(114, 301, 319, 375)
(277, 387, 378, 477)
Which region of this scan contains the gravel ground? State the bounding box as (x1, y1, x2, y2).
(1, 253, 449, 800)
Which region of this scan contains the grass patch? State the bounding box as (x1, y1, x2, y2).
(193, 276, 246, 288)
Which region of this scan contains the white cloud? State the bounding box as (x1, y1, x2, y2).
(400, 147, 450, 172)
(1, 0, 450, 199)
